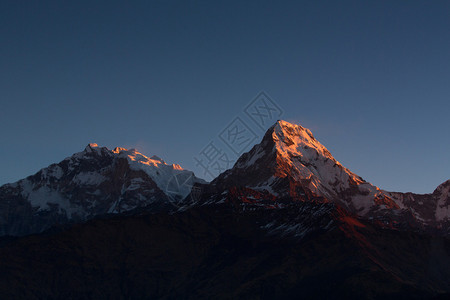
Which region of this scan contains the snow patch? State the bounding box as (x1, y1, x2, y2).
(72, 172, 107, 185)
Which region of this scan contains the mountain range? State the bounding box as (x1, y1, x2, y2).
(0, 120, 448, 299)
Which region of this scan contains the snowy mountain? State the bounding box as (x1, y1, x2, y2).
(0, 143, 205, 236)
(0, 121, 449, 298)
(0, 121, 448, 238)
(204, 120, 449, 234)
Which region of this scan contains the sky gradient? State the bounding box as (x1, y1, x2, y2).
(1, 0, 449, 193)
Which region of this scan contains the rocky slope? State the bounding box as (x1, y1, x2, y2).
(387, 180, 450, 233)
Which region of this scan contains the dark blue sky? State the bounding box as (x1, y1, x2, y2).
(1, 0, 449, 193)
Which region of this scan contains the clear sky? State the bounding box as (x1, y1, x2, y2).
(1, 0, 449, 193)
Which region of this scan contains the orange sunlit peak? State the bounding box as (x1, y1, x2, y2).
(112, 147, 128, 154)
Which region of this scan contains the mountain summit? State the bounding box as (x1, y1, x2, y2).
(213, 120, 388, 203)
(209, 120, 449, 234)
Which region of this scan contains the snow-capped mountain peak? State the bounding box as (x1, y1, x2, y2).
(271, 120, 365, 187)
(86, 142, 99, 148)
(272, 120, 326, 157)
(83, 143, 102, 153)
(112, 146, 127, 153)
(77, 145, 206, 202)
(110, 146, 205, 197)
(209, 120, 450, 235)
(0, 144, 205, 236)
(214, 120, 398, 216)
(272, 120, 345, 171)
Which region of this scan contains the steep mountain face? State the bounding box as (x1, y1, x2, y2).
(0, 143, 204, 236)
(207, 120, 449, 234)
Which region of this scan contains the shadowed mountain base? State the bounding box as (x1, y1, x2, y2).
(0, 204, 448, 300)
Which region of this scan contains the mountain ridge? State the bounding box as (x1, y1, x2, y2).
(0, 120, 448, 237)
(0, 120, 449, 299)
